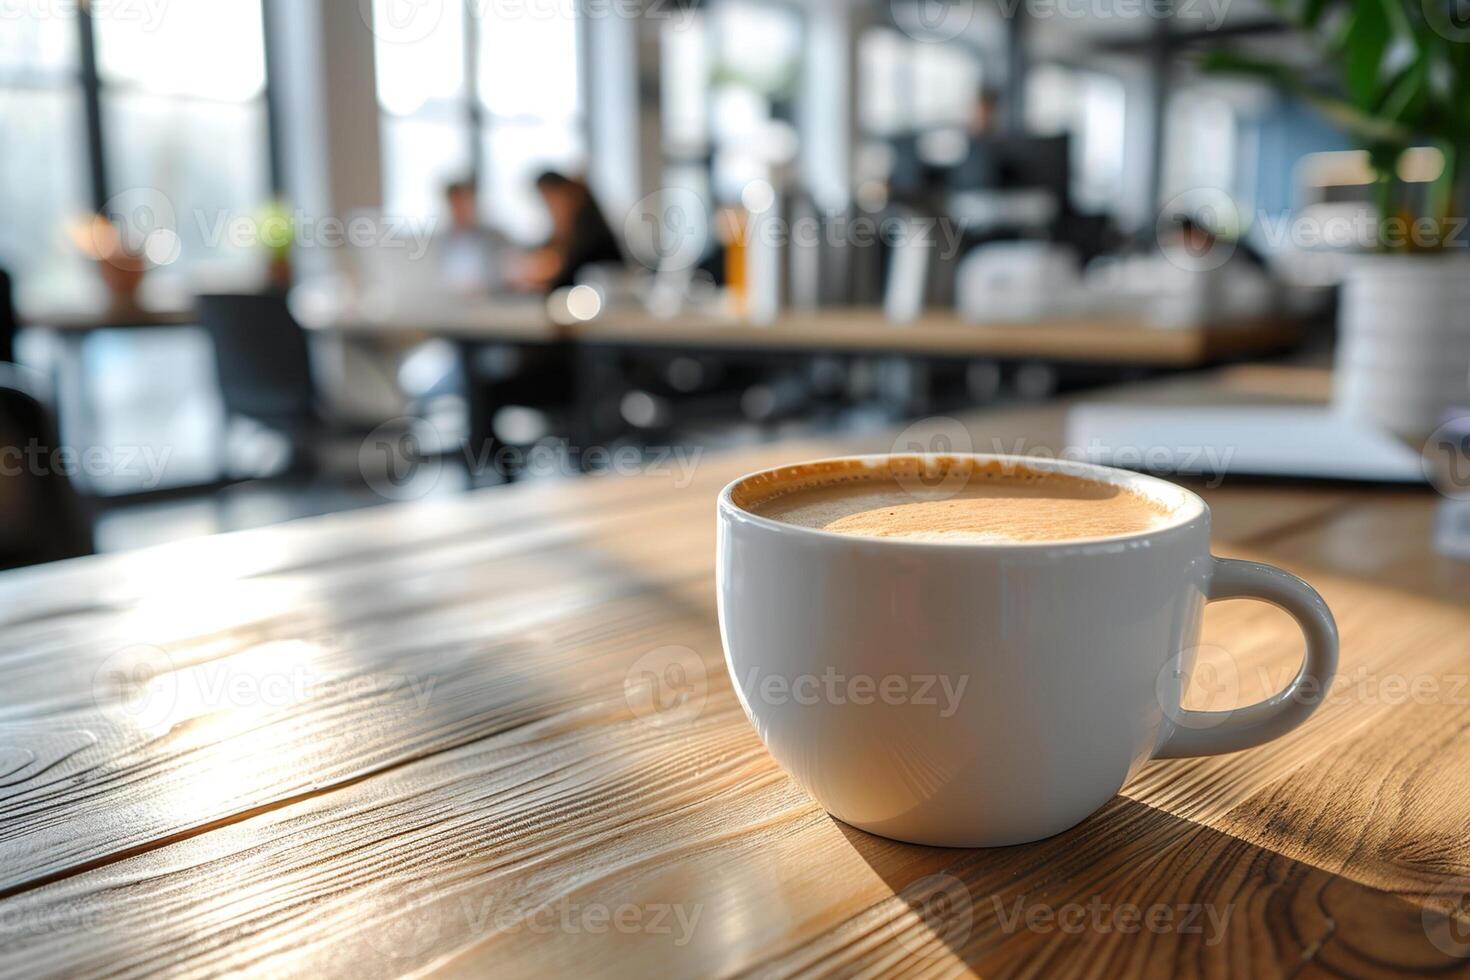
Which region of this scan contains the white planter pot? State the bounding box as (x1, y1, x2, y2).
(1334, 254, 1470, 438)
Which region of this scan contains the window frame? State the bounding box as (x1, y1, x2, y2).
(66, 1, 284, 216)
(374, 0, 588, 239)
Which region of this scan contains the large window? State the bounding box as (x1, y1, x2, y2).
(374, 0, 583, 244)
(1027, 66, 1127, 216)
(95, 0, 272, 286)
(858, 29, 981, 136)
(0, 13, 91, 305)
(700, 0, 800, 203)
(0, 1, 273, 308)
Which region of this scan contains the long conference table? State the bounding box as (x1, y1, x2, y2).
(3, 365, 1468, 977)
(301, 300, 1310, 458)
(23, 296, 1307, 364)
(296, 299, 1306, 366)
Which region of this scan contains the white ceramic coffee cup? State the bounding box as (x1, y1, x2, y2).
(716, 454, 1338, 847)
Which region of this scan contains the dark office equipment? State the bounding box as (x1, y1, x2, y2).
(0, 267, 18, 365)
(947, 133, 1071, 198)
(888, 134, 930, 199)
(0, 376, 93, 569)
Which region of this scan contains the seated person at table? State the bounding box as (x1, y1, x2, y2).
(513, 171, 623, 293)
(436, 178, 513, 295)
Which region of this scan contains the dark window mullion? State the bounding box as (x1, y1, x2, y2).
(75, 1, 109, 212)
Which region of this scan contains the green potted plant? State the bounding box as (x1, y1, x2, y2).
(1203, 0, 1470, 437)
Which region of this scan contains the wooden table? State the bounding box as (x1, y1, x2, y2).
(19, 303, 197, 333)
(3, 367, 1467, 977)
(302, 300, 1305, 368)
(573, 308, 1304, 366)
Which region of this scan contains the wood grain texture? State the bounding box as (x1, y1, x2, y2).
(2, 368, 1467, 978)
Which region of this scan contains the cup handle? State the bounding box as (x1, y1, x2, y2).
(1154, 556, 1339, 759)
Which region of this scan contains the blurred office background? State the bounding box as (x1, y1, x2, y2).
(0, 0, 1464, 564)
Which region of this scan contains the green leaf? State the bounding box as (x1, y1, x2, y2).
(1339, 0, 1391, 107)
(1299, 0, 1332, 26)
(1376, 57, 1428, 124)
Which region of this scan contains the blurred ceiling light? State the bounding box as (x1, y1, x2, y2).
(142, 228, 182, 266)
(620, 391, 666, 429)
(759, 121, 800, 164)
(856, 180, 889, 213)
(1298, 150, 1375, 188)
(741, 179, 776, 214)
(1298, 147, 1446, 188)
(546, 287, 575, 325)
(917, 128, 969, 167)
(493, 406, 551, 445)
(566, 284, 603, 321)
(1398, 147, 1445, 183)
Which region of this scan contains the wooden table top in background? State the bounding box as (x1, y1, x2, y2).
(297, 300, 1304, 367)
(574, 308, 1304, 365)
(24, 295, 1305, 368)
(2, 367, 1468, 978)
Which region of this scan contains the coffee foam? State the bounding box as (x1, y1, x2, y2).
(734, 457, 1175, 544)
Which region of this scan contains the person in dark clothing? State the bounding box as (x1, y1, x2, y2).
(514, 171, 623, 293)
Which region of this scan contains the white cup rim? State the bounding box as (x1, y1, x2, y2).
(719, 453, 1209, 552)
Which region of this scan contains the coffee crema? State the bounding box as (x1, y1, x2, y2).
(735, 457, 1174, 543)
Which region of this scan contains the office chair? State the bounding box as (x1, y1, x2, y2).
(0, 374, 93, 569)
(196, 292, 330, 475)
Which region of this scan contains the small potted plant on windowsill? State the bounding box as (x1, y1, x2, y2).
(1204, 0, 1470, 438)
